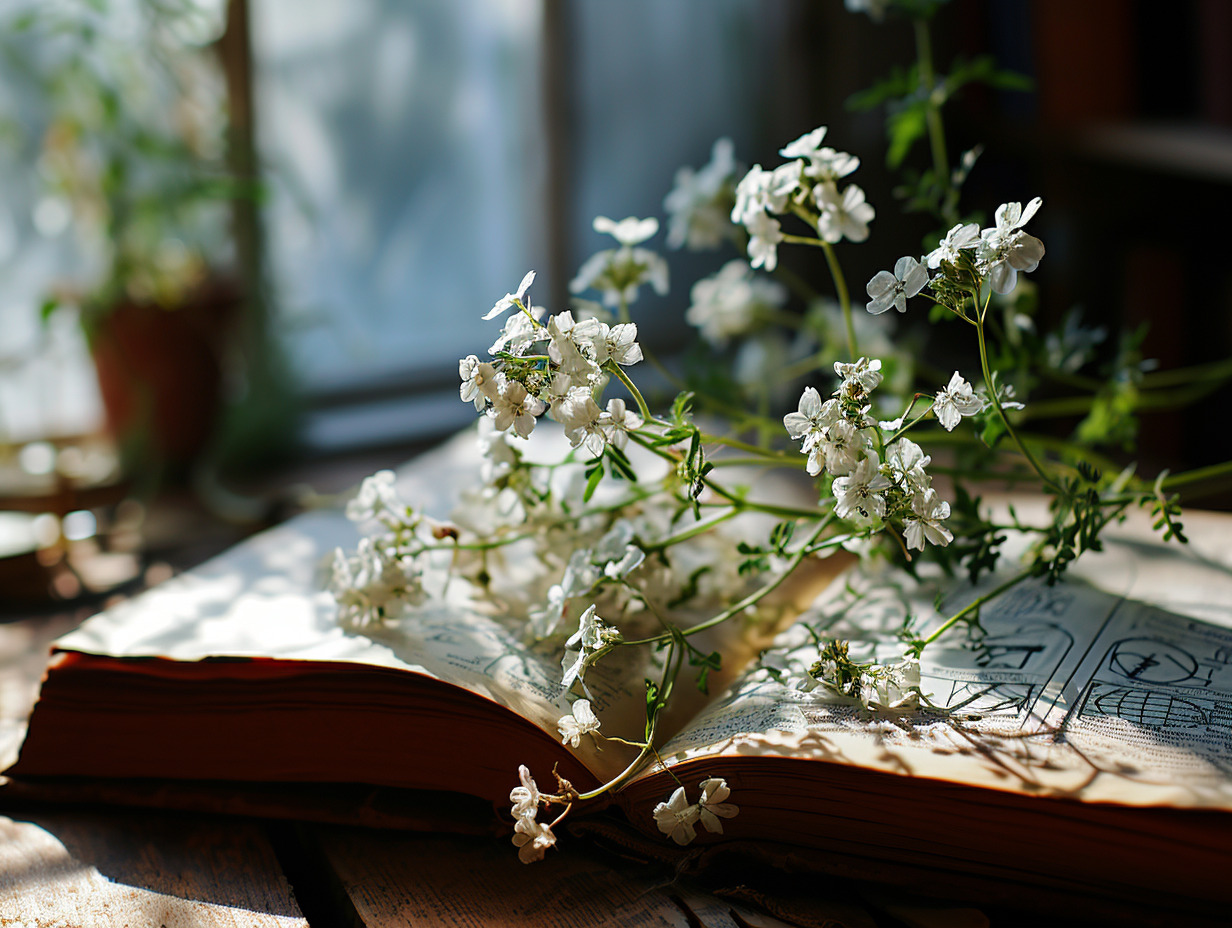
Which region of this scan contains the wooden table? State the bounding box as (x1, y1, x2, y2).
(1, 498, 1229, 926)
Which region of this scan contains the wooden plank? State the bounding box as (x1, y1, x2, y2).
(312, 826, 705, 927)
(0, 809, 307, 927)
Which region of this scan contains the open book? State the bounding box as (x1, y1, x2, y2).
(8, 433, 1232, 916)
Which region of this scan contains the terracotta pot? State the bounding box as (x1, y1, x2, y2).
(90, 279, 241, 470)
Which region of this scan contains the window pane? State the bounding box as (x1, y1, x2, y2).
(252, 0, 547, 396)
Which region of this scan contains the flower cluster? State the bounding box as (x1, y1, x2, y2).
(509, 765, 556, 864)
(570, 216, 669, 308)
(807, 639, 923, 711)
(326, 472, 430, 628)
(462, 266, 646, 453)
(663, 137, 740, 251)
(865, 197, 1046, 317)
(685, 259, 788, 348)
(324, 79, 1206, 872)
(784, 360, 971, 552)
(731, 126, 871, 272)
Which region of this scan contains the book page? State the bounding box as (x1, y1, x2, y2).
(651, 513, 1232, 809)
(51, 432, 647, 781)
(46, 428, 811, 785)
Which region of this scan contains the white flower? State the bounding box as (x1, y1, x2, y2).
(546, 313, 599, 385)
(978, 197, 1045, 294)
(558, 699, 601, 748)
(697, 778, 739, 834)
(483, 270, 536, 320)
(780, 127, 859, 182)
(815, 182, 874, 243)
(815, 417, 867, 477)
(489, 305, 544, 356)
(554, 387, 606, 457)
(886, 438, 932, 493)
(834, 357, 883, 397)
(780, 126, 828, 161)
(865, 256, 929, 315)
(593, 215, 658, 247)
(459, 356, 501, 411)
(832, 453, 892, 521)
(599, 398, 642, 451)
(904, 488, 953, 551)
(927, 222, 980, 270)
(345, 470, 403, 523)
(570, 241, 670, 307)
(509, 764, 541, 817)
(664, 137, 738, 250)
(933, 371, 983, 431)
(512, 815, 556, 864)
(783, 386, 838, 449)
(604, 322, 644, 366)
(744, 211, 783, 271)
(686, 260, 787, 348)
(603, 544, 644, 579)
(577, 319, 643, 368)
(565, 603, 610, 652)
(731, 163, 798, 223)
(489, 379, 545, 439)
(861, 658, 921, 711)
(810, 147, 860, 182)
(561, 604, 618, 692)
(329, 538, 425, 629)
(653, 786, 700, 845)
(476, 418, 519, 484)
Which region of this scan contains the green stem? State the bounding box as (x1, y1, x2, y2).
(1160, 458, 1232, 492)
(976, 319, 1061, 492)
(709, 455, 807, 470)
(781, 233, 827, 247)
(922, 569, 1033, 646)
(697, 431, 798, 464)
(641, 508, 740, 552)
(574, 639, 680, 801)
(914, 17, 954, 225)
(1021, 377, 1231, 420)
(622, 514, 835, 646)
(886, 394, 935, 445)
(628, 432, 828, 522)
(606, 361, 660, 425)
(1140, 356, 1232, 389)
(820, 240, 858, 360)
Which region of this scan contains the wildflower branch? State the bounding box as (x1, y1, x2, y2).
(919, 569, 1034, 648)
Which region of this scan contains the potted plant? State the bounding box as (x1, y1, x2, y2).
(13, 0, 246, 474)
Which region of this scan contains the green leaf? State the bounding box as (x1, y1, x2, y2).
(769, 520, 796, 554)
(979, 414, 1008, 448)
(886, 103, 928, 169)
(670, 391, 695, 425)
(846, 66, 917, 112)
(583, 461, 604, 502)
(606, 445, 637, 481)
(644, 679, 660, 739)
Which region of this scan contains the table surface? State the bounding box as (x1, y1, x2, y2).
(1, 488, 1229, 927)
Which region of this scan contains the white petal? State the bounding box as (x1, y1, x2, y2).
(866, 269, 897, 301)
